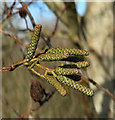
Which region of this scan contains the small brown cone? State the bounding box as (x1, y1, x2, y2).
(30, 80, 44, 102)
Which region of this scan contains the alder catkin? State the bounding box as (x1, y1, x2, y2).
(38, 53, 69, 61)
(57, 75, 94, 96)
(25, 24, 42, 61)
(47, 48, 89, 56)
(45, 75, 67, 96)
(54, 67, 79, 75)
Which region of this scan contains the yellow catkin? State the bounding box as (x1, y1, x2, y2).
(45, 75, 67, 96)
(57, 75, 94, 96)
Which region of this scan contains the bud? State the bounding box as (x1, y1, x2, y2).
(47, 48, 89, 56)
(45, 75, 67, 96)
(57, 75, 94, 96)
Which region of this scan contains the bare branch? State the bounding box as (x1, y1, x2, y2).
(0, 28, 44, 53)
(88, 78, 115, 101)
(0, 28, 29, 47)
(0, 59, 26, 72)
(1, 12, 19, 26)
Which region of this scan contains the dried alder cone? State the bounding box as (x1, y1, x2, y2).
(25, 24, 94, 97)
(30, 80, 44, 102)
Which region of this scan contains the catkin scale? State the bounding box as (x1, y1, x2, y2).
(45, 75, 67, 96)
(47, 48, 89, 56)
(25, 24, 42, 61)
(57, 75, 94, 96)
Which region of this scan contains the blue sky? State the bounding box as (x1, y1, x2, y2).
(76, 0, 87, 16)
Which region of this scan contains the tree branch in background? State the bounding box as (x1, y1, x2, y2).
(88, 78, 115, 100)
(1, 12, 19, 26)
(1, 0, 18, 26)
(0, 28, 29, 47)
(45, 2, 82, 48)
(7, 0, 16, 17)
(0, 28, 44, 53)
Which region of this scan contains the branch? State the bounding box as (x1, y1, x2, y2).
(0, 28, 29, 47)
(21, 105, 40, 118)
(0, 59, 26, 71)
(7, 0, 16, 17)
(88, 78, 115, 101)
(1, 12, 19, 26)
(0, 28, 44, 53)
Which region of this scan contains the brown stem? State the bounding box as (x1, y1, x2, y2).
(7, 0, 16, 17)
(1, 12, 19, 26)
(0, 59, 27, 72)
(0, 28, 44, 53)
(21, 105, 40, 118)
(88, 78, 115, 101)
(0, 28, 29, 47)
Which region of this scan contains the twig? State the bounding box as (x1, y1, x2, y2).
(47, 4, 66, 42)
(0, 28, 44, 53)
(49, 16, 59, 39)
(1, 12, 19, 26)
(0, 28, 29, 47)
(42, 5, 67, 49)
(88, 78, 115, 101)
(7, 0, 16, 17)
(1, 0, 17, 25)
(18, 0, 36, 28)
(21, 105, 40, 118)
(0, 59, 27, 72)
(24, 17, 32, 32)
(18, 1, 53, 49)
(41, 33, 52, 49)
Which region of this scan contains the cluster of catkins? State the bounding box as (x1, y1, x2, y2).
(25, 24, 94, 97)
